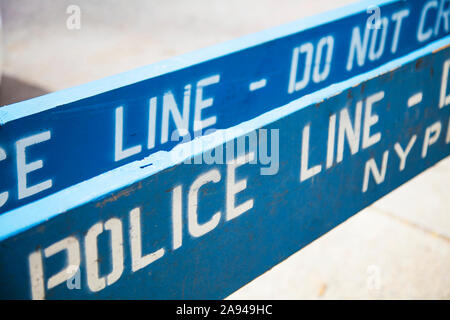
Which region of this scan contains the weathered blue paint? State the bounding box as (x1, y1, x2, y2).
(0, 0, 448, 213)
(0, 40, 448, 299)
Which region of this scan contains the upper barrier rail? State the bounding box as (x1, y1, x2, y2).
(0, 0, 448, 213)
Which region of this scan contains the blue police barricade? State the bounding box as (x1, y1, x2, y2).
(0, 34, 449, 298)
(0, 0, 448, 213)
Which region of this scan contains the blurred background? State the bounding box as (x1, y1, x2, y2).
(1, 0, 449, 299)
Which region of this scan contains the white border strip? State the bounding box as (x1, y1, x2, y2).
(0, 0, 396, 124)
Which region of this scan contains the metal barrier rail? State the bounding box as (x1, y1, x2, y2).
(0, 0, 449, 299)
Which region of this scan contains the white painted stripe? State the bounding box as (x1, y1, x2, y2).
(407, 92, 423, 107)
(249, 79, 267, 91)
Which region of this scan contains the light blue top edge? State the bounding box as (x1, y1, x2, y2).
(0, 35, 448, 242)
(0, 0, 397, 125)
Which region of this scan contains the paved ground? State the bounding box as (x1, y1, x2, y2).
(229, 159, 450, 299)
(1, 0, 449, 299)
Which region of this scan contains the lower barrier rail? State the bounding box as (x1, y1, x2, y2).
(0, 38, 449, 299)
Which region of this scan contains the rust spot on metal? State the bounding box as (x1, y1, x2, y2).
(96, 181, 143, 208)
(37, 225, 47, 234)
(433, 43, 450, 53)
(415, 58, 424, 69)
(165, 166, 177, 173)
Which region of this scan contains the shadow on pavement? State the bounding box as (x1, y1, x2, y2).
(1, 75, 49, 106)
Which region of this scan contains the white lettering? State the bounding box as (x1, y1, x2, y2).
(300, 124, 322, 182)
(362, 151, 389, 193)
(313, 36, 334, 83)
(194, 75, 220, 132)
(326, 114, 336, 169)
(435, 0, 450, 35)
(440, 59, 450, 108)
(16, 131, 53, 199)
(337, 102, 362, 163)
(115, 106, 142, 161)
(147, 97, 157, 149)
(85, 219, 124, 292)
(161, 85, 191, 144)
(369, 17, 388, 61)
(418, 1, 438, 42)
(347, 26, 371, 71)
(188, 170, 222, 237)
(288, 43, 314, 93)
(226, 152, 255, 221)
(394, 135, 417, 171)
(422, 121, 442, 158)
(130, 207, 165, 272)
(0, 148, 8, 207)
(362, 91, 383, 149)
(391, 9, 410, 53)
